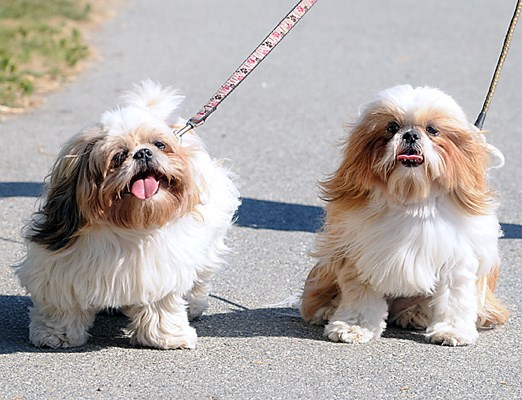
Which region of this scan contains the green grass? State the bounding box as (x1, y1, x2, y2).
(0, 0, 91, 108)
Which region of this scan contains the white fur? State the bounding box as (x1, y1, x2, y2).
(315, 192, 500, 345)
(318, 193, 500, 297)
(101, 79, 184, 137)
(310, 85, 503, 346)
(17, 81, 240, 349)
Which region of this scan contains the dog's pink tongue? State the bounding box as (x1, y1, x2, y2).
(131, 176, 159, 200)
(397, 154, 424, 163)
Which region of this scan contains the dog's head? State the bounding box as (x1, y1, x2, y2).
(323, 85, 503, 211)
(29, 80, 200, 251)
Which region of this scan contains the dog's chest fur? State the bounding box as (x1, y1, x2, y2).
(20, 217, 221, 310)
(334, 194, 500, 297)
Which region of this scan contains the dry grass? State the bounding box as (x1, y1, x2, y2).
(0, 0, 113, 116)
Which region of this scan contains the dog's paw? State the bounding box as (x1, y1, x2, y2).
(324, 321, 377, 344)
(426, 324, 478, 346)
(158, 327, 198, 350)
(130, 325, 197, 350)
(29, 324, 88, 349)
(426, 331, 478, 346)
(394, 304, 430, 330)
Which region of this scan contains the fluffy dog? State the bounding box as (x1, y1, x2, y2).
(17, 80, 240, 349)
(300, 85, 508, 346)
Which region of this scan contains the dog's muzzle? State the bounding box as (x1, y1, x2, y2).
(397, 130, 424, 167)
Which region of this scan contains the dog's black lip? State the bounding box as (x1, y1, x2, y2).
(397, 147, 424, 167)
(401, 160, 422, 168)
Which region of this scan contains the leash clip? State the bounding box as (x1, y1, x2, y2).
(174, 122, 195, 139)
(174, 116, 208, 140)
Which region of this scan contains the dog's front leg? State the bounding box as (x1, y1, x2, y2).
(425, 263, 479, 346)
(125, 292, 197, 350)
(28, 303, 95, 348)
(324, 280, 388, 344)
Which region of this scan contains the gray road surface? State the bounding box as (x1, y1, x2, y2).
(1, 1, 521, 399)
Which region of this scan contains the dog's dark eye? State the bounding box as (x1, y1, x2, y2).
(153, 141, 166, 150)
(386, 121, 401, 134)
(426, 125, 439, 136)
(111, 149, 129, 168)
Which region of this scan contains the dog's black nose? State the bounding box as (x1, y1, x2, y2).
(402, 131, 419, 144)
(133, 148, 153, 161)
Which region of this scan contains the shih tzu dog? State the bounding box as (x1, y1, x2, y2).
(16, 80, 240, 349)
(300, 85, 508, 346)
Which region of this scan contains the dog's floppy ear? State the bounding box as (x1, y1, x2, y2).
(27, 125, 106, 251)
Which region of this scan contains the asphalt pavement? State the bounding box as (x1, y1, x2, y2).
(1, 1, 521, 399)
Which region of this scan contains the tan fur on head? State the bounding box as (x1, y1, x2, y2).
(78, 127, 200, 229)
(28, 125, 107, 251)
(321, 101, 492, 213)
(28, 125, 200, 251)
(301, 85, 508, 346)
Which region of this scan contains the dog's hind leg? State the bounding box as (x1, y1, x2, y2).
(300, 263, 340, 325)
(185, 268, 214, 321)
(389, 297, 431, 330)
(477, 265, 509, 327)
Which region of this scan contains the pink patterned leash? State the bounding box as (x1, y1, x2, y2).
(174, 0, 318, 138)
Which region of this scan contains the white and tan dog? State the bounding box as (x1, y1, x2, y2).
(17, 80, 240, 349)
(301, 85, 508, 346)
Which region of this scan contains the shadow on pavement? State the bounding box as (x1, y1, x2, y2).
(0, 295, 31, 354)
(194, 307, 323, 340)
(194, 306, 427, 344)
(0, 295, 430, 353)
(236, 197, 323, 233)
(0, 295, 324, 353)
(501, 223, 522, 239)
(0, 182, 44, 198)
(0, 295, 132, 354)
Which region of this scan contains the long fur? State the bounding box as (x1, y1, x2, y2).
(301, 85, 508, 346)
(16, 80, 240, 349)
(28, 125, 106, 251)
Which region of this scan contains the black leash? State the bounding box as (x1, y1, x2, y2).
(475, 0, 521, 129)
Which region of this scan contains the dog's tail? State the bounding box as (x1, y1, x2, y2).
(477, 265, 509, 327)
(300, 263, 339, 323)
